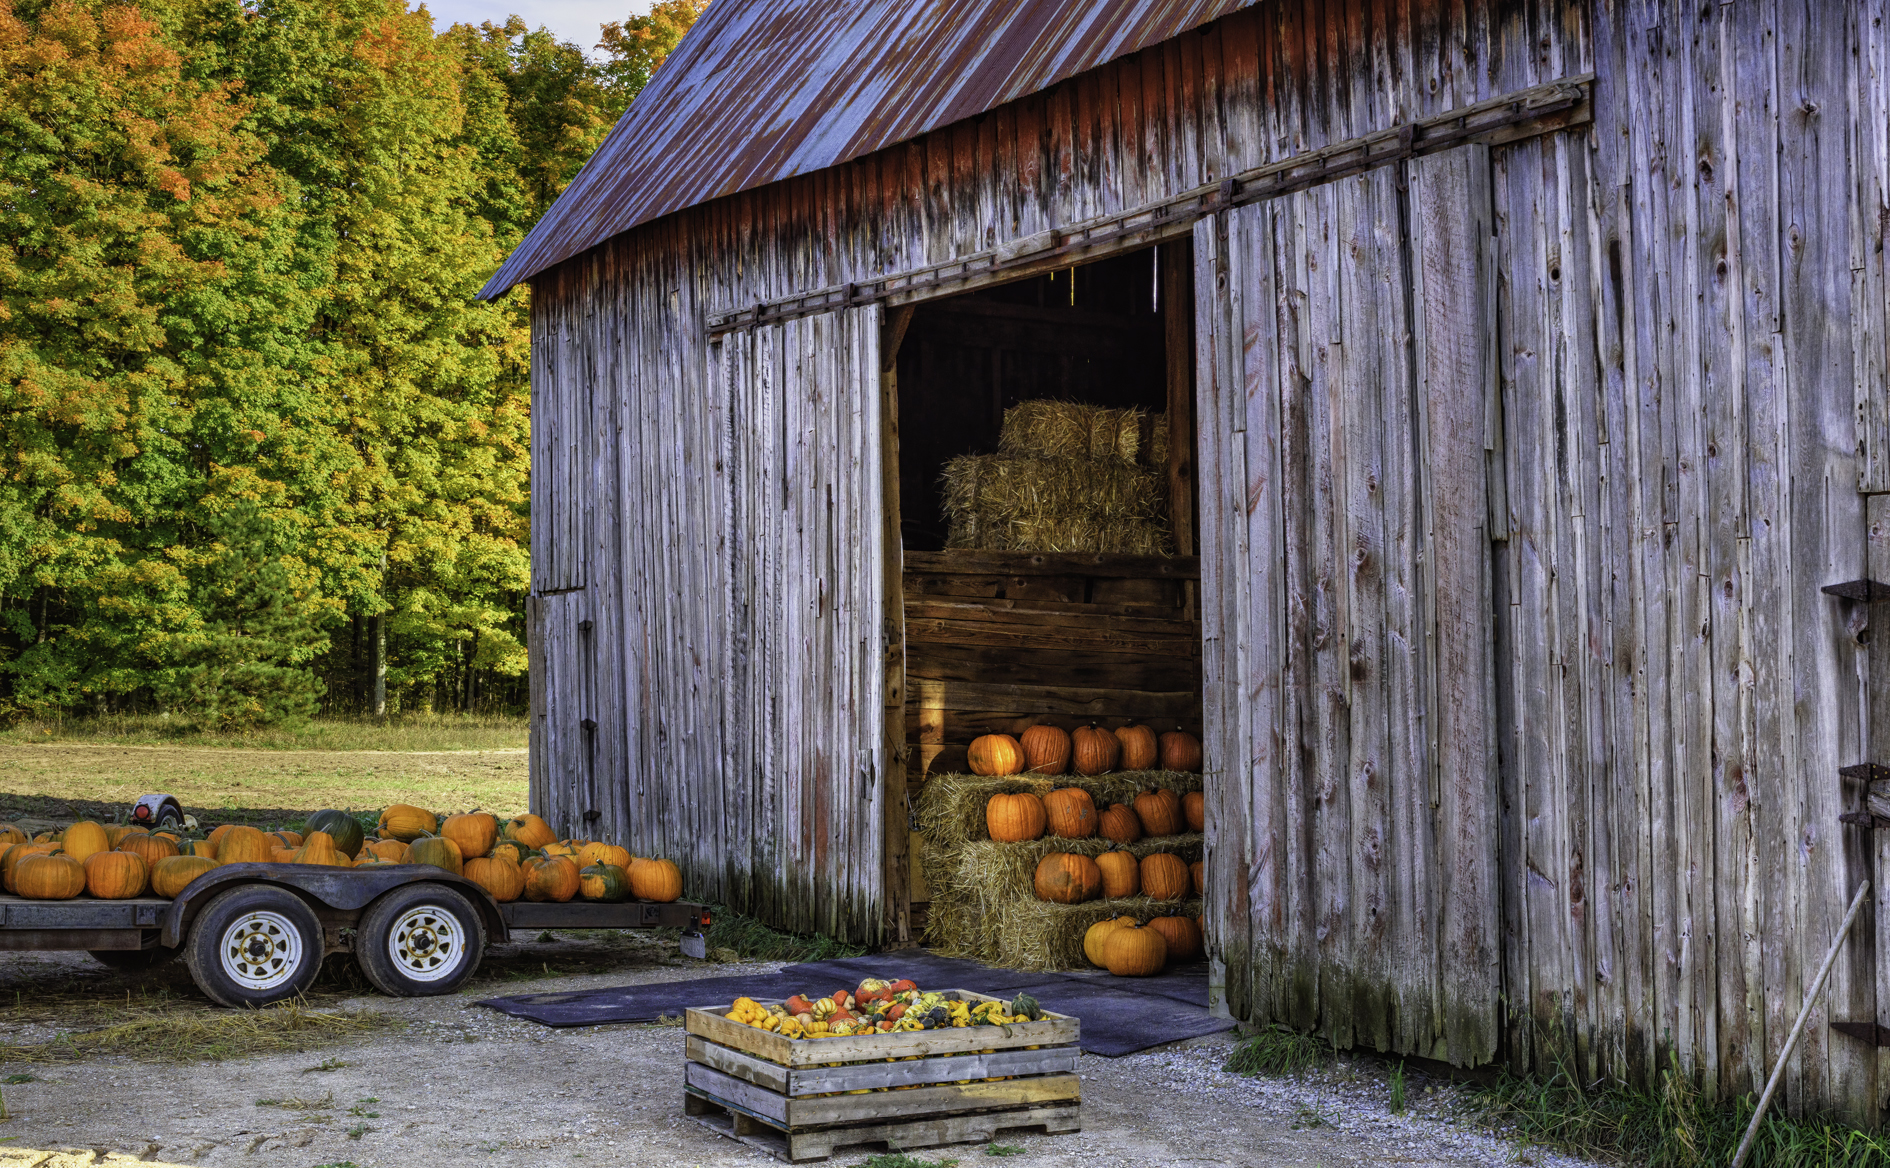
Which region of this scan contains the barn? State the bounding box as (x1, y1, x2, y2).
(480, 0, 1890, 1121)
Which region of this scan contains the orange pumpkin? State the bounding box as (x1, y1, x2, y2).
(1148, 915, 1204, 962)
(215, 826, 275, 865)
(151, 855, 218, 898)
(577, 842, 631, 869)
(967, 734, 1025, 777)
(525, 855, 581, 902)
(290, 831, 349, 867)
(1115, 724, 1160, 771)
(1099, 803, 1143, 845)
(1096, 851, 1140, 899)
(1032, 853, 1102, 904)
(985, 793, 1047, 843)
(117, 832, 179, 867)
(1104, 922, 1168, 976)
(464, 856, 525, 902)
(208, 824, 240, 851)
(1083, 915, 1138, 966)
(1134, 789, 1184, 836)
(629, 857, 683, 903)
(271, 847, 298, 863)
(2, 842, 59, 894)
(1043, 788, 1097, 839)
(504, 814, 558, 849)
(1183, 790, 1205, 832)
(1159, 730, 1203, 772)
(0, 824, 25, 847)
(17, 852, 86, 900)
(269, 830, 305, 848)
(362, 838, 408, 862)
(1071, 726, 1120, 776)
(377, 804, 438, 842)
(1019, 724, 1072, 776)
(60, 821, 109, 863)
(1191, 860, 1205, 896)
(441, 813, 498, 859)
(83, 850, 148, 899)
(1140, 853, 1190, 900)
(104, 824, 136, 847)
(185, 839, 219, 860)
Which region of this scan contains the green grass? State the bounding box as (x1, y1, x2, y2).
(984, 1144, 1027, 1156)
(1389, 1060, 1406, 1114)
(858, 1156, 959, 1168)
(702, 905, 869, 964)
(0, 711, 528, 752)
(1224, 1024, 1328, 1077)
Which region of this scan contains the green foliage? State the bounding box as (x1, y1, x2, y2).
(1389, 1060, 1406, 1115)
(702, 904, 868, 965)
(1224, 1025, 1328, 1077)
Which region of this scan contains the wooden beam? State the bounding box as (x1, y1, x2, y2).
(880, 331, 911, 946)
(1162, 243, 1196, 561)
(882, 304, 916, 373)
(902, 549, 1200, 579)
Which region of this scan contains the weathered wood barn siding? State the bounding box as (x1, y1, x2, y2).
(525, 0, 1890, 1115)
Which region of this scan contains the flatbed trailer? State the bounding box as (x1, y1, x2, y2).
(0, 863, 709, 1007)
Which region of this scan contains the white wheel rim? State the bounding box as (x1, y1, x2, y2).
(386, 905, 464, 983)
(219, 909, 305, 991)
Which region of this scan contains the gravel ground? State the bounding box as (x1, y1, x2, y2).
(0, 937, 1603, 1168)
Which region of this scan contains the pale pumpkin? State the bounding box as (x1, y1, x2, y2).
(1019, 724, 1072, 776)
(377, 804, 438, 842)
(1103, 923, 1168, 976)
(17, 853, 86, 900)
(525, 855, 581, 903)
(1140, 853, 1190, 900)
(576, 842, 631, 869)
(985, 793, 1048, 843)
(1070, 726, 1120, 776)
(1134, 788, 1184, 837)
(1096, 851, 1140, 899)
(1032, 853, 1102, 904)
(579, 862, 633, 903)
(1099, 803, 1143, 845)
(1083, 916, 1139, 967)
(1148, 915, 1204, 962)
(406, 835, 463, 875)
(629, 857, 683, 903)
(1159, 730, 1204, 772)
(151, 855, 219, 898)
(1043, 788, 1097, 839)
(1114, 724, 1160, 771)
(504, 814, 558, 849)
(60, 821, 109, 863)
(464, 856, 524, 902)
(967, 734, 1026, 777)
(116, 832, 178, 868)
(216, 825, 275, 865)
(1183, 790, 1205, 832)
(441, 813, 498, 859)
(83, 850, 148, 899)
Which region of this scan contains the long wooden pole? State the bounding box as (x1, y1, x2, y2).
(1728, 879, 1870, 1168)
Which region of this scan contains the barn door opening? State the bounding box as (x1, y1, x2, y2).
(1197, 146, 1501, 1066)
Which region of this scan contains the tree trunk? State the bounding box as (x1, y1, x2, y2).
(371, 613, 386, 719)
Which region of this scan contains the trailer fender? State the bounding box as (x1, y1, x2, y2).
(162, 863, 507, 948)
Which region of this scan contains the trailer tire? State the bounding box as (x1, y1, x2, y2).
(183, 885, 323, 1008)
(355, 883, 484, 997)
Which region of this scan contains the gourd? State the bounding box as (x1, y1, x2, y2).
(577, 842, 632, 869)
(17, 853, 87, 900)
(1018, 725, 1072, 775)
(406, 835, 464, 876)
(290, 831, 349, 868)
(3, 843, 60, 894)
(60, 821, 108, 863)
(1043, 788, 1097, 839)
(1099, 803, 1143, 845)
(464, 856, 524, 902)
(116, 833, 179, 867)
(83, 850, 148, 899)
(967, 734, 1025, 777)
(1159, 730, 1203, 772)
(985, 793, 1047, 842)
(1183, 790, 1205, 832)
(504, 814, 558, 849)
(1070, 726, 1120, 776)
(1083, 916, 1138, 966)
(305, 810, 366, 858)
(1148, 915, 1204, 962)
(441, 812, 498, 859)
(1032, 853, 1102, 904)
(1103, 922, 1168, 976)
(579, 862, 633, 903)
(1133, 788, 1184, 836)
(215, 826, 275, 865)
(525, 855, 581, 903)
(1140, 853, 1190, 900)
(1191, 860, 1205, 896)
(151, 855, 219, 898)
(1096, 850, 1140, 898)
(377, 804, 438, 842)
(629, 857, 683, 903)
(1114, 724, 1160, 771)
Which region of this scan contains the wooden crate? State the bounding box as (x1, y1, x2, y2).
(683, 989, 1082, 1163)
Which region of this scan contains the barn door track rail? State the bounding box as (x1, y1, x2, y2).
(704, 74, 1593, 336)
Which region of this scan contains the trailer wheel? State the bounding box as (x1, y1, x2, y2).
(183, 885, 323, 1008)
(355, 883, 484, 997)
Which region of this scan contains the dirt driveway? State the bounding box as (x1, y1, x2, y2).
(0, 935, 1594, 1168)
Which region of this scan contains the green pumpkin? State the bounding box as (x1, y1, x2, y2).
(578, 862, 632, 903)
(1010, 992, 1042, 1022)
(489, 839, 533, 865)
(304, 809, 365, 858)
(405, 834, 463, 875)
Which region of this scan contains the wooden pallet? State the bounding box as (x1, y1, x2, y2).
(683, 988, 1083, 1163)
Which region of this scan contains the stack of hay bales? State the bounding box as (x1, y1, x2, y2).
(941, 401, 1173, 555)
(916, 769, 1203, 970)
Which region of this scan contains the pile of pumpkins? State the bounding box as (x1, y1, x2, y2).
(984, 786, 1205, 906)
(967, 724, 1202, 777)
(0, 806, 684, 906)
(1083, 913, 1203, 977)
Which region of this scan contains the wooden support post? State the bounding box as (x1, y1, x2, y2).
(882, 305, 914, 947)
(1162, 247, 1196, 562)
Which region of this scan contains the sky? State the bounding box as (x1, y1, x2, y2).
(415, 0, 644, 54)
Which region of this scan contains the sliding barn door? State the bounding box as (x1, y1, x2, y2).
(1198, 147, 1501, 1065)
(716, 306, 887, 944)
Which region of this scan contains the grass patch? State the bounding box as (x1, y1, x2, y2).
(703, 905, 868, 964)
(0, 712, 528, 752)
(256, 1091, 334, 1110)
(859, 1156, 959, 1168)
(1389, 1060, 1406, 1115)
(0, 1002, 393, 1064)
(1224, 1025, 1327, 1077)
(985, 1144, 1027, 1156)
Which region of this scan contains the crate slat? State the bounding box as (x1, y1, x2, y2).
(687, 1093, 1083, 1163)
(683, 988, 1078, 1067)
(685, 1062, 1081, 1127)
(686, 1034, 1079, 1095)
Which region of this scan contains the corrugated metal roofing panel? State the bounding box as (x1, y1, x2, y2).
(478, 0, 1260, 298)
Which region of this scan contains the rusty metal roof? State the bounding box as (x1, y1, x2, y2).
(478, 0, 1259, 298)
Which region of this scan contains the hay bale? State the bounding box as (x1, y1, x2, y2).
(916, 770, 1203, 852)
(992, 895, 1202, 972)
(940, 455, 1164, 525)
(1148, 413, 1170, 469)
(998, 401, 1147, 464)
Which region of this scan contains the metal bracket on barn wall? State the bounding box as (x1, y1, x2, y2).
(1830, 573, 1890, 1045)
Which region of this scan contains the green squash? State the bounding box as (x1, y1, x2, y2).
(405, 834, 463, 876)
(578, 862, 632, 903)
(1010, 991, 1043, 1022)
(304, 809, 365, 859)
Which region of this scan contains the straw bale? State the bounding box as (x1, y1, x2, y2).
(998, 401, 1147, 464)
(992, 895, 1203, 972)
(940, 455, 1164, 524)
(1148, 413, 1170, 469)
(916, 769, 1203, 853)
